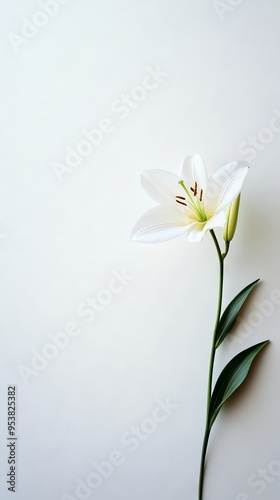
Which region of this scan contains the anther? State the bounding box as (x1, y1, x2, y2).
(176, 199, 187, 206)
(199, 189, 203, 202)
(176, 196, 186, 200)
(191, 182, 198, 196)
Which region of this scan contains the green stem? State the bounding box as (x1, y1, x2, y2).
(198, 230, 224, 500)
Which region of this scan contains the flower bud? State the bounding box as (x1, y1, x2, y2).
(223, 194, 241, 242)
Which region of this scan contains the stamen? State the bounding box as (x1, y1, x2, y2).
(177, 180, 207, 222)
(191, 182, 198, 196)
(176, 196, 186, 200)
(176, 199, 187, 206)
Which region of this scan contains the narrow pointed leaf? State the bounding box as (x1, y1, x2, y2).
(215, 279, 260, 348)
(209, 340, 269, 428)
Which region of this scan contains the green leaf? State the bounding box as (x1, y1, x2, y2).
(208, 340, 269, 429)
(215, 279, 260, 348)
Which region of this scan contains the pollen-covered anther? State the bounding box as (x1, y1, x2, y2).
(200, 189, 203, 202)
(176, 195, 187, 206)
(190, 181, 198, 197)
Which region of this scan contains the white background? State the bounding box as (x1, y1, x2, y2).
(1, 1, 280, 499)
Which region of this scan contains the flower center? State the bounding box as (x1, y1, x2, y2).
(176, 180, 207, 222)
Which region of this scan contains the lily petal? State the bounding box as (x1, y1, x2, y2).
(185, 222, 206, 243)
(140, 169, 181, 205)
(131, 205, 190, 242)
(204, 161, 249, 213)
(185, 211, 227, 243)
(180, 154, 208, 190)
(203, 211, 227, 232)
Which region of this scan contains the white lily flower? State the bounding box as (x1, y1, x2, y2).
(131, 154, 249, 243)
